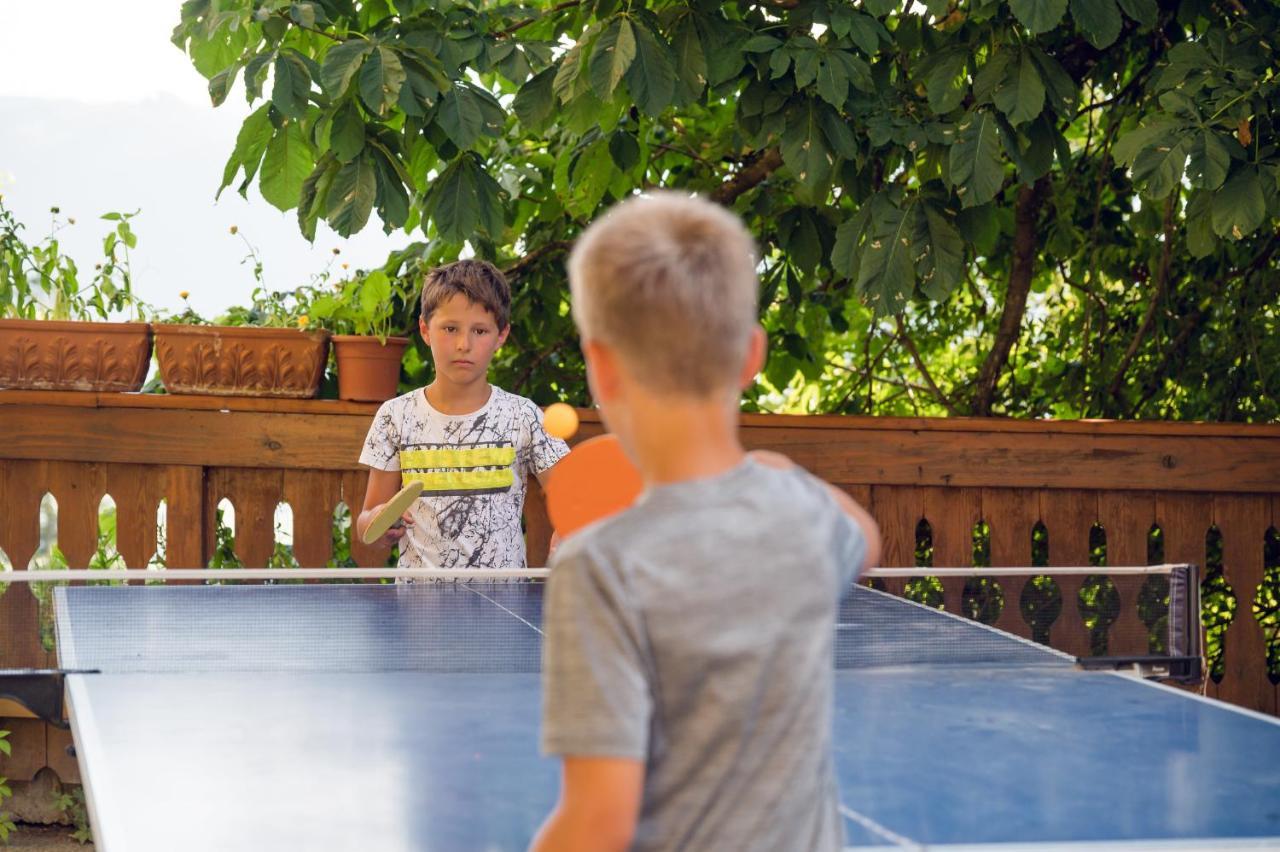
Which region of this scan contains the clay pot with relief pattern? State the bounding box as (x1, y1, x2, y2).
(153, 324, 330, 398)
(0, 318, 152, 392)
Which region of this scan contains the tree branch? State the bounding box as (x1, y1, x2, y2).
(971, 177, 1050, 416)
(709, 148, 784, 206)
(1107, 194, 1175, 401)
(1128, 229, 1280, 415)
(503, 240, 571, 282)
(495, 0, 584, 38)
(894, 314, 960, 415)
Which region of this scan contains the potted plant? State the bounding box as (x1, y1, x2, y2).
(307, 269, 413, 402)
(0, 201, 153, 392)
(151, 229, 330, 398)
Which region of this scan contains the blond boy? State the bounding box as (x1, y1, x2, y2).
(533, 194, 881, 850)
(356, 260, 568, 570)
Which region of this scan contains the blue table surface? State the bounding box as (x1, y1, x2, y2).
(55, 583, 1280, 851)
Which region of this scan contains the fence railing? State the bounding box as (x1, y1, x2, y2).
(0, 390, 1277, 783)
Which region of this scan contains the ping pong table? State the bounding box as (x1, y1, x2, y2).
(53, 578, 1280, 851)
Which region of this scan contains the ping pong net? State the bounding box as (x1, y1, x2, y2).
(0, 563, 1199, 724)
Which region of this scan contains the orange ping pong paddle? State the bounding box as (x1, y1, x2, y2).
(544, 434, 643, 539)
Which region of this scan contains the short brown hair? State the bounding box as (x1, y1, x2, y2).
(568, 192, 759, 395)
(419, 259, 511, 329)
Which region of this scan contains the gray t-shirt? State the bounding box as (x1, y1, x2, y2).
(541, 458, 867, 851)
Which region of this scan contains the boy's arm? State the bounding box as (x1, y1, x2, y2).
(356, 468, 413, 546)
(749, 450, 881, 569)
(530, 756, 644, 852)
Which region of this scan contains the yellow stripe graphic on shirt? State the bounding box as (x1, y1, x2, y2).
(402, 468, 513, 493)
(400, 447, 516, 469)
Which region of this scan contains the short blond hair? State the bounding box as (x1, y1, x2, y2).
(568, 193, 759, 395)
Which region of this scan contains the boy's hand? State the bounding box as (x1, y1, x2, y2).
(376, 508, 414, 547)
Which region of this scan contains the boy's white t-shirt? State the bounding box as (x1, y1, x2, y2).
(359, 385, 569, 570)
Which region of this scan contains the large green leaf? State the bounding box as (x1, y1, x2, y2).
(298, 152, 340, 242)
(624, 22, 676, 117)
(272, 51, 312, 119)
(513, 67, 556, 130)
(856, 197, 918, 313)
(1130, 134, 1191, 199)
(436, 85, 484, 149)
(244, 50, 275, 101)
(359, 269, 392, 316)
(949, 109, 1004, 208)
(320, 39, 371, 98)
(552, 41, 590, 104)
(926, 49, 969, 114)
(423, 155, 505, 243)
(846, 12, 881, 56)
(1070, 0, 1122, 49)
(917, 202, 965, 300)
(1111, 119, 1183, 166)
(329, 100, 366, 163)
(359, 45, 406, 116)
(832, 204, 874, 284)
(1210, 168, 1266, 240)
(1116, 0, 1157, 26)
(993, 49, 1045, 126)
(326, 153, 377, 235)
(1027, 48, 1078, 117)
(590, 17, 637, 100)
(1183, 190, 1217, 258)
(1008, 0, 1068, 33)
(218, 103, 273, 199)
(671, 14, 708, 103)
(1187, 130, 1231, 191)
(780, 99, 835, 193)
(973, 49, 1016, 106)
(815, 51, 850, 108)
(260, 121, 315, 212)
(208, 65, 238, 107)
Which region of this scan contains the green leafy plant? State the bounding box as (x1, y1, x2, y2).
(0, 198, 150, 322)
(307, 268, 415, 342)
(176, 1, 1280, 421)
(52, 786, 93, 845)
(0, 731, 14, 844)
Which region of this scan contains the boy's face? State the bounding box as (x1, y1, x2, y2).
(419, 293, 509, 387)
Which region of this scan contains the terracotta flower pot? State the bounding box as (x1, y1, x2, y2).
(154, 324, 330, 398)
(0, 318, 152, 392)
(332, 335, 410, 402)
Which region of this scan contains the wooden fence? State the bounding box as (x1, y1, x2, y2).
(0, 390, 1277, 784)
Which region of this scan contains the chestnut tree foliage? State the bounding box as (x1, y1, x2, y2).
(175, 0, 1279, 419)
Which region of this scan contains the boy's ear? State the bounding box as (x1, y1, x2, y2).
(582, 339, 621, 404)
(496, 324, 510, 347)
(739, 325, 766, 390)
(418, 314, 429, 342)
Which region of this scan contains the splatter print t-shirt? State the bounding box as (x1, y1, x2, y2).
(359, 385, 569, 570)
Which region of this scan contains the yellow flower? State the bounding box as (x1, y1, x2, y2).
(229, 225, 238, 235)
(341, 263, 349, 270)
(179, 290, 190, 300)
(297, 315, 310, 329)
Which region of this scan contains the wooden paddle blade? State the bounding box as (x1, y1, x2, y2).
(361, 480, 425, 545)
(545, 435, 643, 539)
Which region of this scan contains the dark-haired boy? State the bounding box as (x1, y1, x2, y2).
(356, 259, 568, 571)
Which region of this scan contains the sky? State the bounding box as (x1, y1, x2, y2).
(0, 1, 402, 320)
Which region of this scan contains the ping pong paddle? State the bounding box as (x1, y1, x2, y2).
(544, 434, 643, 539)
(361, 480, 425, 545)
